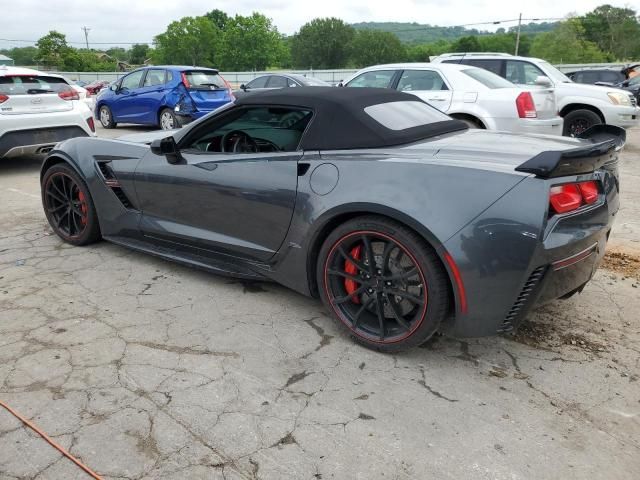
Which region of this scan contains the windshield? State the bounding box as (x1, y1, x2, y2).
(539, 61, 572, 83)
(184, 71, 226, 90)
(461, 68, 514, 88)
(364, 101, 451, 130)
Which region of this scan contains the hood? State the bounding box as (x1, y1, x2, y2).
(116, 129, 179, 145)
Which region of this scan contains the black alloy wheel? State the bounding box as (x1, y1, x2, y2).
(318, 216, 450, 352)
(42, 164, 101, 246)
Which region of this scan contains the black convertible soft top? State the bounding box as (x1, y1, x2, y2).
(235, 87, 467, 150)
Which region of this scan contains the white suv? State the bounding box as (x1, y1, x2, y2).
(431, 53, 639, 136)
(0, 66, 96, 160)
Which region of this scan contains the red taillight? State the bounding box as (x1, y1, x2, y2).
(58, 89, 79, 101)
(86, 117, 95, 133)
(181, 72, 191, 89)
(0, 94, 8, 104)
(516, 92, 537, 118)
(549, 181, 599, 214)
(578, 181, 598, 204)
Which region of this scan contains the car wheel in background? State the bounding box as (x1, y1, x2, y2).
(99, 105, 117, 129)
(563, 109, 601, 136)
(159, 108, 178, 130)
(41, 163, 101, 246)
(317, 216, 450, 352)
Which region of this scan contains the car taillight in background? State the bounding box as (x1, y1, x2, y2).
(516, 92, 537, 119)
(181, 72, 191, 89)
(221, 76, 235, 100)
(0, 94, 8, 104)
(549, 181, 599, 214)
(58, 89, 79, 101)
(86, 117, 95, 133)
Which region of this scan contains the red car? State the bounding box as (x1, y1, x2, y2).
(84, 80, 110, 95)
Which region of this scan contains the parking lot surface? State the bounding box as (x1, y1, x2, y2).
(0, 124, 639, 479)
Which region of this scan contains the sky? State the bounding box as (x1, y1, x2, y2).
(0, 0, 634, 49)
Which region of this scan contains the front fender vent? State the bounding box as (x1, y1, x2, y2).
(96, 160, 136, 210)
(498, 266, 547, 333)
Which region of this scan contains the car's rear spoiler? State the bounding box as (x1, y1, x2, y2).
(515, 125, 626, 178)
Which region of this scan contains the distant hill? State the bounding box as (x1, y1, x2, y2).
(351, 21, 559, 44)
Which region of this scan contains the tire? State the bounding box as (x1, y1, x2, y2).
(41, 163, 101, 246)
(562, 109, 602, 137)
(316, 215, 450, 352)
(456, 117, 482, 129)
(159, 108, 178, 130)
(99, 105, 117, 129)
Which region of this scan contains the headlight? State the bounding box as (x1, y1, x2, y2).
(607, 92, 631, 106)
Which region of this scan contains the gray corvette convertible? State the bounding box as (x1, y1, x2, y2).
(40, 87, 624, 351)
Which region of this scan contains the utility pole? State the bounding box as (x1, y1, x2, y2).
(81, 26, 91, 50)
(514, 13, 522, 56)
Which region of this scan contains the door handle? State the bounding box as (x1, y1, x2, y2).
(428, 98, 446, 102)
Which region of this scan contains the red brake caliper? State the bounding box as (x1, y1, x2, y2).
(78, 191, 88, 226)
(344, 245, 362, 304)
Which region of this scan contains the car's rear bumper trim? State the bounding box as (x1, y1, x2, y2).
(551, 243, 598, 271)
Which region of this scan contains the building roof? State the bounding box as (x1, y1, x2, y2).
(235, 87, 467, 150)
(0, 55, 13, 61)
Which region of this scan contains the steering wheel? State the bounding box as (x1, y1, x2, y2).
(221, 130, 259, 153)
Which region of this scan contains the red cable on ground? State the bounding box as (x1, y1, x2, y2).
(0, 399, 103, 480)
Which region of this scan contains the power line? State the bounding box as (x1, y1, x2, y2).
(0, 38, 153, 45)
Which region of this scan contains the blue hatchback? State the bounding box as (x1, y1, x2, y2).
(95, 66, 234, 130)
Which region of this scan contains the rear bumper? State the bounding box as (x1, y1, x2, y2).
(0, 126, 91, 159)
(492, 116, 564, 136)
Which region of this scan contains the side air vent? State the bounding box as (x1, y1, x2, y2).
(111, 187, 133, 209)
(498, 266, 547, 333)
(96, 160, 135, 210)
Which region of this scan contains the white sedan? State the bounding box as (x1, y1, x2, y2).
(341, 63, 563, 135)
(0, 66, 96, 160)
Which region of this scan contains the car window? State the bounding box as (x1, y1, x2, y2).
(629, 75, 640, 86)
(601, 71, 624, 83)
(0, 74, 70, 95)
(346, 70, 396, 88)
(505, 61, 545, 85)
(267, 76, 288, 88)
(166, 70, 174, 83)
(397, 70, 448, 91)
(287, 77, 299, 87)
(463, 59, 503, 76)
(185, 107, 313, 153)
(183, 71, 226, 90)
(121, 70, 145, 90)
(365, 101, 451, 130)
(143, 69, 166, 87)
(461, 68, 514, 88)
(246, 76, 268, 89)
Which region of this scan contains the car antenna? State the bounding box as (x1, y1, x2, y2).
(457, 52, 466, 65)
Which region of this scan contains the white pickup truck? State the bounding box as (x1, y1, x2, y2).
(432, 53, 639, 136)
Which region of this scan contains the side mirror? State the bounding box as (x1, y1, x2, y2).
(240, 84, 246, 91)
(534, 76, 553, 87)
(110, 83, 118, 92)
(337, 81, 344, 87)
(150, 136, 183, 165)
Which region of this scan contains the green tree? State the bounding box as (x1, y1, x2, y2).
(451, 36, 481, 52)
(105, 47, 127, 61)
(206, 9, 230, 30)
(406, 44, 434, 62)
(291, 18, 355, 68)
(350, 30, 406, 67)
(153, 16, 220, 67)
(36, 30, 68, 66)
(218, 13, 285, 70)
(580, 5, 640, 60)
(129, 44, 150, 64)
(530, 19, 607, 63)
(1, 46, 38, 66)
